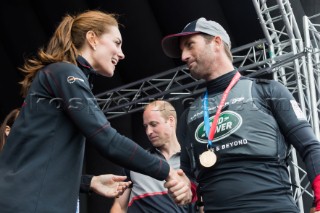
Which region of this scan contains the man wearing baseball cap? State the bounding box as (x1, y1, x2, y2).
(163, 17, 320, 213)
(162, 17, 231, 59)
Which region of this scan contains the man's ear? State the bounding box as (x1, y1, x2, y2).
(5, 125, 10, 137)
(213, 36, 223, 46)
(168, 115, 175, 127)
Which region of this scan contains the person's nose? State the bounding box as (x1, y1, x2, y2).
(118, 48, 125, 60)
(181, 49, 190, 62)
(146, 126, 153, 136)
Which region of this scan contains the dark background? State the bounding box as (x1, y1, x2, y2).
(0, 0, 319, 212)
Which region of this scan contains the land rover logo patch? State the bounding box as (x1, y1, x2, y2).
(195, 111, 242, 143)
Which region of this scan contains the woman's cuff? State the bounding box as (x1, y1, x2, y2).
(80, 175, 94, 193)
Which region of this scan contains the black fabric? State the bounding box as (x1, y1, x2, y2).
(0, 56, 170, 213)
(80, 175, 93, 194)
(178, 71, 320, 212)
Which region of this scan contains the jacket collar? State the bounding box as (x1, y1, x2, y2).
(76, 55, 97, 90)
(76, 55, 97, 78)
(206, 69, 238, 95)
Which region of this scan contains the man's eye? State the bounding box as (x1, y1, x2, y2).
(150, 122, 158, 127)
(187, 42, 193, 48)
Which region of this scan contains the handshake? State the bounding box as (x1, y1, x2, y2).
(89, 167, 193, 205)
(164, 167, 193, 205)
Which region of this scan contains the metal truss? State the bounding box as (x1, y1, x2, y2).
(96, 38, 279, 120)
(95, 0, 320, 211)
(95, 65, 205, 120)
(252, 0, 320, 212)
(252, 0, 310, 122)
(303, 14, 320, 139)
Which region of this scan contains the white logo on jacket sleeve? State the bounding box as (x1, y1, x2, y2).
(67, 76, 85, 84)
(290, 100, 306, 120)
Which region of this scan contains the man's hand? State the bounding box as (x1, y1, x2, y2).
(164, 168, 192, 205)
(90, 174, 131, 198)
(310, 207, 320, 213)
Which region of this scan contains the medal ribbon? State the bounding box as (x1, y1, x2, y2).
(203, 72, 241, 149)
